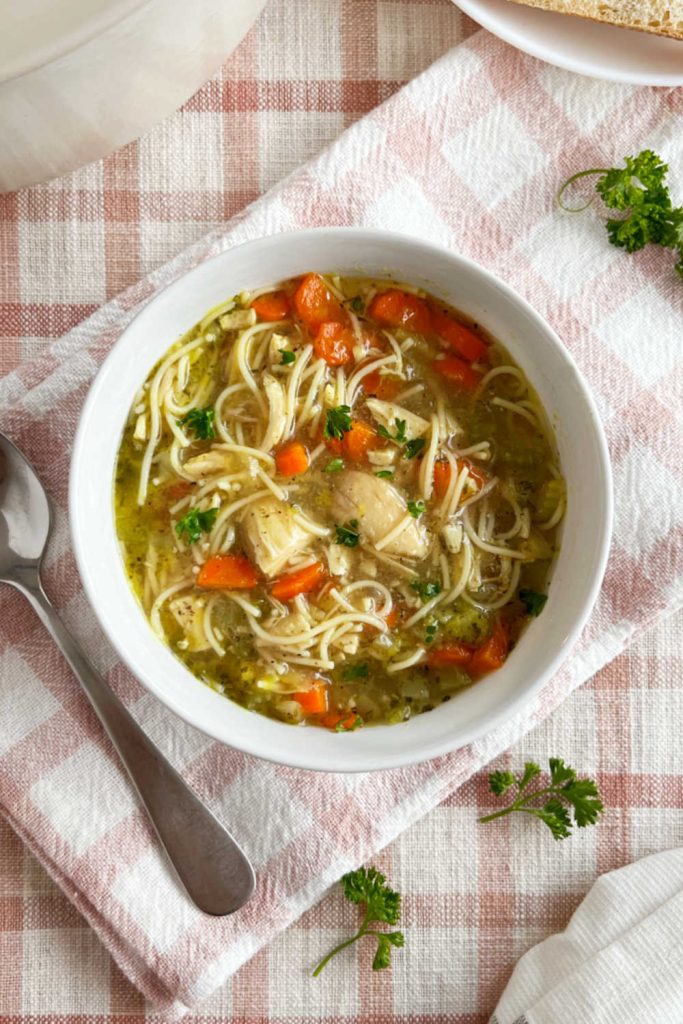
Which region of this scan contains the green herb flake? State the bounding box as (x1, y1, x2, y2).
(280, 348, 296, 365)
(324, 405, 353, 441)
(343, 662, 369, 681)
(410, 579, 441, 603)
(404, 437, 426, 460)
(519, 588, 548, 617)
(350, 296, 365, 314)
(175, 507, 218, 545)
(480, 758, 604, 840)
(377, 418, 408, 444)
(179, 407, 216, 440)
(375, 470, 394, 479)
(335, 519, 360, 548)
(407, 499, 425, 519)
(325, 458, 345, 474)
(424, 620, 438, 645)
(312, 867, 405, 976)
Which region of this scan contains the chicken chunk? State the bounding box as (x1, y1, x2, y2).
(332, 470, 428, 559)
(182, 449, 234, 480)
(168, 594, 211, 652)
(240, 496, 313, 577)
(365, 398, 429, 440)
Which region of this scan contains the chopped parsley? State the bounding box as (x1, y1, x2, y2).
(280, 348, 296, 365)
(410, 579, 441, 602)
(375, 470, 394, 479)
(335, 519, 360, 547)
(175, 507, 218, 545)
(519, 588, 548, 617)
(404, 437, 426, 459)
(324, 405, 353, 441)
(350, 296, 365, 314)
(343, 662, 369, 681)
(312, 867, 404, 976)
(179, 407, 215, 440)
(324, 458, 344, 473)
(424, 620, 438, 645)
(406, 499, 425, 518)
(480, 758, 604, 841)
(377, 418, 408, 444)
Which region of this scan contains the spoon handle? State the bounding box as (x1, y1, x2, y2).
(15, 575, 255, 915)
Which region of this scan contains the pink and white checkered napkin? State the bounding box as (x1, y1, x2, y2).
(1, 30, 683, 1017)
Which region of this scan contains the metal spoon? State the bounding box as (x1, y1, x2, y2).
(0, 431, 255, 915)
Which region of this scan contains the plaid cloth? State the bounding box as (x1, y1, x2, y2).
(2, 0, 683, 1018)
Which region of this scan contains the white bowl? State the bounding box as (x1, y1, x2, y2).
(70, 229, 612, 773)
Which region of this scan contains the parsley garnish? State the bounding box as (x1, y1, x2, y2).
(350, 296, 365, 314)
(312, 867, 404, 976)
(377, 418, 408, 444)
(175, 507, 218, 545)
(404, 437, 426, 459)
(375, 470, 394, 479)
(325, 458, 344, 473)
(410, 579, 441, 602)
(480, 758, 604, 840)
(519, 588, 548, 617)
(280, 348, 296, 365)
(343, 662, 369, 681)
(424, 620, 438, 645)
(335, 520, 360, 547)
(179, 407, 215, 440)
(324, 405, 353, 441)
(406, 499, 425, 518)
(558, 150, 683, 279)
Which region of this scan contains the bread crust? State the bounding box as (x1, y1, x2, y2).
(505, 0, 683, 39)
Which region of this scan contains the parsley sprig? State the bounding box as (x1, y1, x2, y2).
(179, 407, 215, 440)
(519, 588, 548, 616)
(313, 867, 405, 976)
(410, 579, 441, 602)
(377, 418, 426, 460)
(175, 507, 218, 545)
(335, 519, 360, 547)
(324, 405, 353, 441)
(558, 150, 683, 278)
(480, 758, 604, 840)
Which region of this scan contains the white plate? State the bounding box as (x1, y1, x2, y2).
(453, 0, 683, 85)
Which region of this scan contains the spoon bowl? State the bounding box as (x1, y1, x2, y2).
(0, 434, 51, 573)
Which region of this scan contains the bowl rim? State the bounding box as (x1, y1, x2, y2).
(69, 227, 613, 772)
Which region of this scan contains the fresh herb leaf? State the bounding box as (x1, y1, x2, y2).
(407, 499, 425, 518)
(350, 296, 365, 314)
(335, 519, 360, 547)
(558, 150, 683, 280)
(180, 407, 215, 440)
(313, 867, 405, 976)
(424, 620, 438, 645)
(280, 348, 296, 365)
(404, 437, 426, 459)
(375, 470, 394, 479)
(377, 419, 408, 444)
(410, 579, 441, 602)
(519, 588, 548, 617)
(479, 758, 603, 840)
(325, 458, 344, 473)
(175, 507, 218, 545)
(324, 405, 353, 441)
(343, 662, 369, 680)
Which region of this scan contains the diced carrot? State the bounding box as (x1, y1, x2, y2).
(314, 321, 356, 366)
(251, 290, 290, 321)
(271, 561, 326, 601)
(197, 554, 258, 590)
(319, 710, 360, 731)
(426, 643, 475, 668)
(166, 480, 194, 501)
(361, 370, 402, 401)
(275, 440, 309, 476)
(461, 457, 487, 490)
(369, 289, 432, 336)
(293, 273, 347, 332)
(293, 683, 329, 716)
(432, 355, 482, 392)
(432, 460, 451, 502)
(468, 620, 509, 678)
(343, 419, 380, 462)
(432, 310, 489, 364)
(384, 605, 399, 629)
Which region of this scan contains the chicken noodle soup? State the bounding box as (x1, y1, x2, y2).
(115, 274, 565, 730)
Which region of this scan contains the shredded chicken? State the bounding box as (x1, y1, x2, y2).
(241, 496, 314, 576)
(332, 470, 428, 559)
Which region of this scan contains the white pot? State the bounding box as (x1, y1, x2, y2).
(70, 228, 613, 773)
(0, 0, 265, 192)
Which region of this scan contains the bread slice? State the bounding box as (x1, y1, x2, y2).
(505, 0, 683, 39)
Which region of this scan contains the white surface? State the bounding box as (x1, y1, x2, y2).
(451, 0, 683, 84)
(69, 228, 613, 773)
